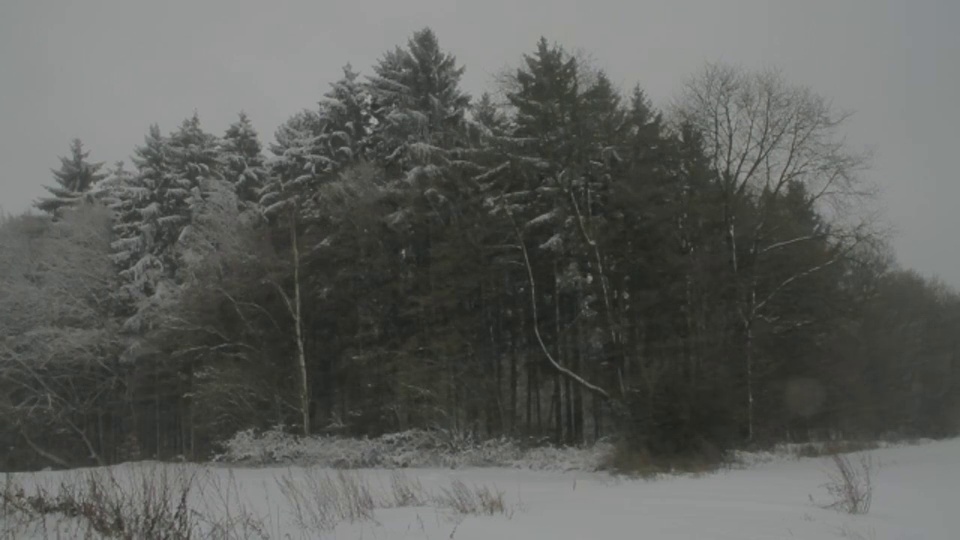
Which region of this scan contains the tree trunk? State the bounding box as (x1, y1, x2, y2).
(511, 290, 520, 435)
(535, 363, 542, 433)
(526, 360, 532, 434)
(553, 374, 563, 445)
(573, 309, 584, 444)
(511, 330, 518, 434)
(745, 319, 755, 442)
(554, 263, 563, 445)
(290, 208, 310, 437)
(154, 364, 161, 459)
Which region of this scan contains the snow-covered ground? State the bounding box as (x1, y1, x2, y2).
(3, 438, 955, 539)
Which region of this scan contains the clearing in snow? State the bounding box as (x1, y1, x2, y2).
(1, 438, 955, 539)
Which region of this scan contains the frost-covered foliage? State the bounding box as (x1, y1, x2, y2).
(261, 110, 329, 218)
(260, 66, 373, 221)
(216, 428, 613, 471)
(365, 27, 474, 183)
(220, 112, 267, 204)
(0, 204, 122, 468)
(34, 139, 107, 218)
(318, 64, 372, 168)
(105, 116, 229, 334)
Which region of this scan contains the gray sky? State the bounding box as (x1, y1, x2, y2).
(1, 0, 957, 286)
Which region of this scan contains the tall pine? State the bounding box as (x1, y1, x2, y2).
(366, 27, 472, 183)
(220, 112, 266, 205)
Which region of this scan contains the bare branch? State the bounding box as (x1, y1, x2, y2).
(499, 194, 611, 401)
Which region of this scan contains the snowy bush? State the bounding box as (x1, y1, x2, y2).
(215, 427, 613, 471)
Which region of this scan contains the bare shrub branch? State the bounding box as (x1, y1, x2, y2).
(820, 453, 875, 514)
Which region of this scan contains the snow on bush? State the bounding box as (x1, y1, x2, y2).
(216, 427, 613, 471)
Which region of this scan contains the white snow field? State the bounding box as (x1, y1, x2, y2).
(2, 438, 956, 539)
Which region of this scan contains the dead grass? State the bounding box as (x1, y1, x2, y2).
(193, 468, 273, 539)
(1, 465, 195, 539)
(434, 479, 511, 517)
(388, 470, 428, 507)
(275, 468, 379, 531)
(2, 465, 520, 538)
(274, 466, 516, 532)
(0, 465, 284, 539)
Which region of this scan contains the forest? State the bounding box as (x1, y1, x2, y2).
(1, 28, 958, 471)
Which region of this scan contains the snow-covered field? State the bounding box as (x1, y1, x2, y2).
(2, 438, 955, 539)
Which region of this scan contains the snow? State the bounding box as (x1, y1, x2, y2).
(3, 438, 956, 539)
(215, 427, 612, 471)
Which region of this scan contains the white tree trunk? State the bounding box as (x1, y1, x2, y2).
(290, 209, 310, 436)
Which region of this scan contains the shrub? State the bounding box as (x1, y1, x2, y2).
(821, 453, 875, 514)
(216, 427, 613, 471)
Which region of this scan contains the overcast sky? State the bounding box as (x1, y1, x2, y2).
(1, 0, 957, 286)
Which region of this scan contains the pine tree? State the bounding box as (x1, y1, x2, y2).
(472, 92, 508, 136)
(318, 64, 372, 170)
(365, 27, 472, 182)
(109, 125, 170, 306)
(507, 38, 583, 170)
(221, 112, 266, 204)
(36, 139, 107, 218)
(168, 113, 222, 190)
(109, 115, 223, 311)
(165, 113, 225, 258)
(263, 110, 332, 219)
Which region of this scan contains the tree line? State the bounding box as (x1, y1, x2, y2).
(1, 28, 958, 471)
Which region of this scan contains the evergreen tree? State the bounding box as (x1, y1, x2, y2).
(109, 115, 224, 318)
(472, 92, 508, 135)
(151, 113, 222, 276)
(318, 64, 372, 170)
(109, 125, 170, 307)
(220, 112, 266, 204)
(263, 110, 331, 219)
(507, 38, 582, 170)
(36, 139, 107, 218)
(365, 27, 472, 182)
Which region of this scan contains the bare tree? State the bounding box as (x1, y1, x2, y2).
(0, 204, 120, 467)
(673, 63, 874, 440)
(156, 179, 293, 447)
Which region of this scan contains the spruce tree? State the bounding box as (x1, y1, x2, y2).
(110, 125, 170, 305)
(220, 112, 266, 205)
(166, 112, 230, 272)
(507, 38, 582, 170)
(36, 139, 107, 218)
(263, 110, 331, 219)
(365, 27, 472, 182)
(318, 64, 372, 171)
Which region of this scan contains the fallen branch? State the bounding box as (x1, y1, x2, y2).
(501, 199, 611, 401)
